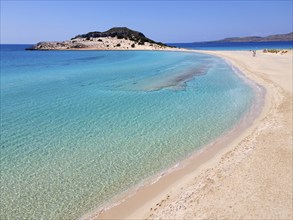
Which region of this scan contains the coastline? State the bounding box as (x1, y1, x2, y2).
(86, 49, 292, 219)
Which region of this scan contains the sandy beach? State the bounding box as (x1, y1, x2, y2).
(94, 50, 292, 219)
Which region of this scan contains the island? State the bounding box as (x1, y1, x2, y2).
(198, 32, 293, 43)
(26, 27, 174, 50)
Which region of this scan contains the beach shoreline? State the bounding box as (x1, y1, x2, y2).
(84, 49, 292, 219)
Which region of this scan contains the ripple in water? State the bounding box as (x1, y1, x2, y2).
(0, 48, 255, 219)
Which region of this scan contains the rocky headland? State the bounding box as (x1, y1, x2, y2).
(27, 27, 174, 50)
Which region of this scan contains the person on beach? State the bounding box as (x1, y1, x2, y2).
(253, 50, 256, 57)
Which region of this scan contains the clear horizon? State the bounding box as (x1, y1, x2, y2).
(1, 0, 292, 44)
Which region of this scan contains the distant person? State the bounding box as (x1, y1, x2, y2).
(253, 50, 256, 57)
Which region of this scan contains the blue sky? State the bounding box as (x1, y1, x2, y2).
(1, 0, 292, 44)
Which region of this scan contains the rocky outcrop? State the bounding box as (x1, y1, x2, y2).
(26, 27, 170, 50)
(28, 41, 89, 50)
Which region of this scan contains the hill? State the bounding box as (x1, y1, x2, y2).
(72, 27, 157, 44)
(27, 27, 170, 50)
(199, 32, 293, 43)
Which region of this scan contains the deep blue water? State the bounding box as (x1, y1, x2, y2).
(168, 41, 293, 50)
(1, 44, 256, 219)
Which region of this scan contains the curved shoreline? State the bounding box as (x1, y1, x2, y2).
(83, 50, 279, 219)
(134, 50, 292, 219)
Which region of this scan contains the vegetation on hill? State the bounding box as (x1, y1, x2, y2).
(72, 27, 167, 46)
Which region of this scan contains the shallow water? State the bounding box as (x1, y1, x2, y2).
(1, 45, 254, 219)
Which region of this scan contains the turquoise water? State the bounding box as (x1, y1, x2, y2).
(1, 45, 254, 219)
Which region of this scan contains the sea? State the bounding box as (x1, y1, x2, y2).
(168, 41, 293, 50)
(0, 42, 284, 219)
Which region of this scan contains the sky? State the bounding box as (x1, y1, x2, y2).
(1, 0, 292, 44)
